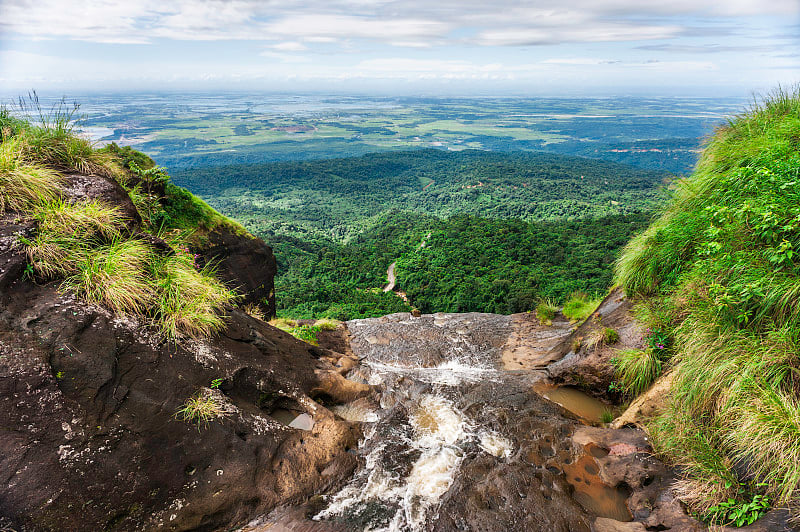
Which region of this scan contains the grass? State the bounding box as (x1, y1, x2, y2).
(65, 238, 155, 316)
(612, 348, 663, 396)
(613, 85, 800, 517)
(2, 96, 122, 179)
(535, 300, 558, 325)
(149, 249, 237, 339)
(175, 388, 233, 429)
(562, 291, 600, 322)
(600, 410, 615, 424)
(586, 326, 619, 350)
(0, 136, 62, 213)
(242, 302, 267, 321)
(314, 318, 340, 331)
(269, 318, 339, 345)
(3, 106, 240, 340)
(24, 200, 236, 337)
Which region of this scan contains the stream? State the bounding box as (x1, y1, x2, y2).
(302, 312, 623, 531)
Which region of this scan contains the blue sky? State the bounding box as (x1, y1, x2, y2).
(0, 0, 797, 96)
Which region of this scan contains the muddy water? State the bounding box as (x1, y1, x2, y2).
(533, 383, 613, 424)
(262, 312, 634, 531)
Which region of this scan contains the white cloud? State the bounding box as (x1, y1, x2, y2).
(1, 0, 796, 46)
(271, 41, 307, 52)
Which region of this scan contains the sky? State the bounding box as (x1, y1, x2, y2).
(0, 0, 798, 96)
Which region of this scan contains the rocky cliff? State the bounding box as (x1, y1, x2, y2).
(0, 164, 367, 530)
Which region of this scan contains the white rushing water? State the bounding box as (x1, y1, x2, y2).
(315, 393, 474, 531)
(314, 313, 518, 531)
(315, 363, 511, 530)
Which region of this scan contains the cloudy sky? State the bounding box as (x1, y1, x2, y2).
(0, 0, 798, 95)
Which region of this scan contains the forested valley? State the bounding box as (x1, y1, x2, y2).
(172, 149, 666, 318)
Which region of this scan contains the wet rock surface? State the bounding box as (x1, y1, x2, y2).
(255, 309, 705, 532)
(0, 172, 362, 531)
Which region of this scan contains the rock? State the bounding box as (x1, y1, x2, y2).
(548, 287, 644, 398)
(611, 372, 674, 428)
(593, 517, 646, 531)
(0, 216, 34, 291)
(572, 426, 705, 531)
(61, 173, 142, 227)
(500, 311, 573, 370)
(196, 227, 277, 319)
(0, 168, 364, 531)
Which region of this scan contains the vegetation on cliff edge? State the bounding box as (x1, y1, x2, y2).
(614, 86, 800, 520)
(0, 100, 241, 339)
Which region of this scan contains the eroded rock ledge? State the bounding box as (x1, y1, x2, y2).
(0, 173, 367, 531)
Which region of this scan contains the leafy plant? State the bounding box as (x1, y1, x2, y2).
(699, 483, 770, 527)
(643, 327, 669, 352)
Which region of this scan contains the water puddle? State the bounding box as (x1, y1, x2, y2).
(534, 383, 612, 424)
(270, 408, 315, 430)
(563, 448, 632, 522)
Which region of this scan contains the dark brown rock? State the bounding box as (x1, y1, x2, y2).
(196, 228, 277, 319)
(61, 173, 142, 227)
(548, 287, 644, 398)
(0, 170, 359, 531)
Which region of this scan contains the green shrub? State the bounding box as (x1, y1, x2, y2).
(535, 300, 558, 325)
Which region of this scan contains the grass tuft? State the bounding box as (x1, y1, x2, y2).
(2, 93, 121, 178)
(0, 136, 62, 213)
(613, 348, 662, 396)
(242, 302, 267, 321)
(587, 326, 620, 350)
(535, 300, 558, 325)
(149, 250, 236, 339)
(175, 388, 233, 429)
(64, 238, 154, 316)
(314, 318, 340, 331)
